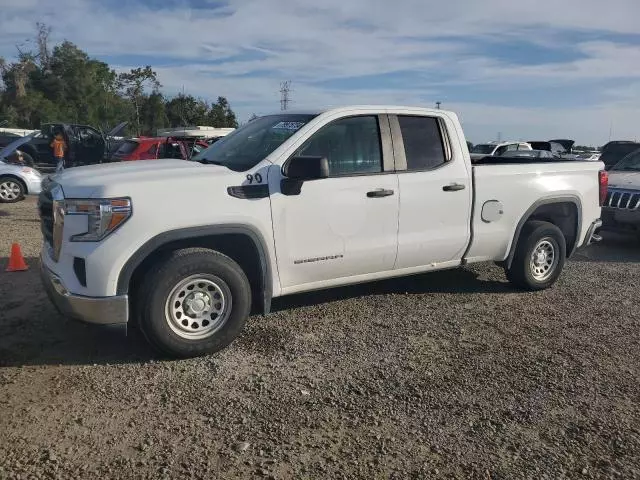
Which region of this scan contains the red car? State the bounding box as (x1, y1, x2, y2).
(111, 137, 209, 162)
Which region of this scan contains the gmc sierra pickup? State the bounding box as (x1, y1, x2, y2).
(38, 106, 607, 358)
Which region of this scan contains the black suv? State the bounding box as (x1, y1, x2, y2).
(600, 141, 640, 170)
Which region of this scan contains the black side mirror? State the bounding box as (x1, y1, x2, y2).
(283, 156, 329, 180)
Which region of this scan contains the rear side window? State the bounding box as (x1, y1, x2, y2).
(117, 140, 138, 155)
(398, 116, 447, 170)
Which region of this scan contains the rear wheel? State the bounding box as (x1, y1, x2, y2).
(505, 220, 566, 291)
(0, 176, 25, 203)
(138, 248, 251, 358)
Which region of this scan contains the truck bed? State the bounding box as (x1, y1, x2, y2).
(464, 160, 604, 263)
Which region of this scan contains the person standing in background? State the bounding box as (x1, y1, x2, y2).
(50, 129, 67, 173)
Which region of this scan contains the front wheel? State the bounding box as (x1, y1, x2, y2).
(505, 220, 566, 291)
(138, 248, 252, 358)
(0, 176, 25, 203)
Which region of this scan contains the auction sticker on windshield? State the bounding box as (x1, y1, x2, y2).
(273, 121, 306, 130)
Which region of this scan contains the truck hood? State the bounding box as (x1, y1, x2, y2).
(607, 171, 640, 190)
(53, 159, 234, 198)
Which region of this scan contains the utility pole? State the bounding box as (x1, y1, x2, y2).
(280, 81, 291, 111)
(609, 120, 613, 142)
(435, 101, 441, 109)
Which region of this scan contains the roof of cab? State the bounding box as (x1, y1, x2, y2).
(259, 105, 456, 117)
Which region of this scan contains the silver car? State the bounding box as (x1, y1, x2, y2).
(0, 133, 44, 203)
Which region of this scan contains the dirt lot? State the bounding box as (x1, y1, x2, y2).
(1, 196, 639, 479)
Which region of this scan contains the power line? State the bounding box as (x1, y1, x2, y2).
(280, 81, 291, 111)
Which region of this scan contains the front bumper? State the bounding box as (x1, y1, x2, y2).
(39, 257, 129, 326)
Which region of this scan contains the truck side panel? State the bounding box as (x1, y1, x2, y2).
(465, 162, 603, 263)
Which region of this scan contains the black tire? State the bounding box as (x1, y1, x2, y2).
(505, 220, 566, 291)
(138, 248, 252, 358)
(0, 176, 26, 203)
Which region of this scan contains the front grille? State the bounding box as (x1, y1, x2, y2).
(604, 189, 640, 210)
(38, 189, 54, 246)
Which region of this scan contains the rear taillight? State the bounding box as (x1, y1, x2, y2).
(599, 170, 608, 206)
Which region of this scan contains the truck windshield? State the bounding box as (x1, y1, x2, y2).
(471, 144, 495, 154)
(191, 114, 318, 171)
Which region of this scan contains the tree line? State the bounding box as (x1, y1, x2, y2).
(0, 23, 238, 136)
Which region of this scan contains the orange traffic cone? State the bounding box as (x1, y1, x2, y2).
(6, 243, 28, 272)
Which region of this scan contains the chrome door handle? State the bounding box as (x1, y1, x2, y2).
(443, 183, 465, 192)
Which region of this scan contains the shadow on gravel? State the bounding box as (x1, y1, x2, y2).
(0, 257, 156, 368)
(272, 266, 513, 312)
(0, 210, 9, 217)
(573, 232, 640, 263)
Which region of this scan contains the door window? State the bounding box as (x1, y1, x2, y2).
(397, 116, 447, 170)
(294, 116, 382, 176)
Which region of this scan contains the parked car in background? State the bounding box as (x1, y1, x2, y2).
(39, 105, 605, 358)
(469, 141, 532, 161)
(0, 122, 128, 171)
(497, 149, 554, 159)
(600, 147, 640, 238)
(111, 136, 208, 161)
(0, 134, 43, 203)
(527, 139, 575, 158)
(156, 126, 235, 140)
(599, 141, 640, 171)
(575, 152, 601, 161)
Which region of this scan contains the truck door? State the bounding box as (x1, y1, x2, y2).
(270, 114, 399, 289)
(390, 114, 472, 269)
(75, 126, 104, 165)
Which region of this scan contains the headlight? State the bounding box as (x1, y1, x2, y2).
(63, 198, 132, 242)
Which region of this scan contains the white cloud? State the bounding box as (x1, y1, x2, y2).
(0, 0, 639, 144)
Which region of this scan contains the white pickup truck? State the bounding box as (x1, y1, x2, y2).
(38, 106, 607, 358)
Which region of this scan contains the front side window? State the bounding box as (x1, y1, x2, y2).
(398, 116, 447, 170)
(294, 116, 382, 176)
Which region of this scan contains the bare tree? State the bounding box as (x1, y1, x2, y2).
(36, 22, 52, 70)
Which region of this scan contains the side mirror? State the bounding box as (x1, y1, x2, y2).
(283, 156, 329, 181)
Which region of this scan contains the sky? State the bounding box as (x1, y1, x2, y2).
(0, 0, 639, 145)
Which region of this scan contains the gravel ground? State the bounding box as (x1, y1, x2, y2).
(1, 196, 639, 479)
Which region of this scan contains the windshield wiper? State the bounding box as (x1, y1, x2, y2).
(196, 158, 225, 166)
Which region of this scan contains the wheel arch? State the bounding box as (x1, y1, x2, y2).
(117, 225, 273, 315)
(505, 195, 582, 269)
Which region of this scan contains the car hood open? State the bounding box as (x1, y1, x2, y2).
(0, 132, 39, 159)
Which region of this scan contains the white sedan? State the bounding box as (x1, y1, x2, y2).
(0, 133, 44, 203)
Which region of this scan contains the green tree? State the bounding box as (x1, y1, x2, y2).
(117, 66, 161, 135)
(165, 94, 209, 127)
(140, 92, 168, 135)
(0, 23, 240, 136)
(207, 96, 238, 128)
